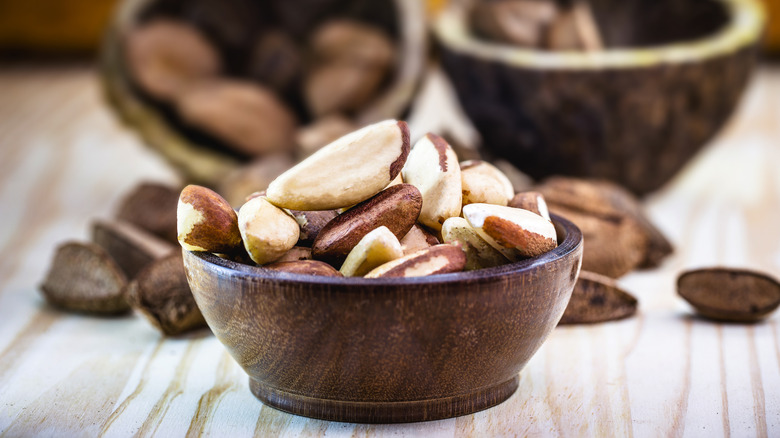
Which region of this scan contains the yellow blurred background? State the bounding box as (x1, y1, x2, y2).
(0, 0, 778, 55)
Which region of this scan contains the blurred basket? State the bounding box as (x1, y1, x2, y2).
(100, 0, 426, 185)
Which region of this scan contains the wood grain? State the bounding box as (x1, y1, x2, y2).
(0, 64, 778, 436)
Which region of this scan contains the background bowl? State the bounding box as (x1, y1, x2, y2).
(100, 0, 426, 185)
(183, 215, 583, 423)
(435, 0, 765, 195)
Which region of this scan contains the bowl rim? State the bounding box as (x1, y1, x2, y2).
(186, 213, 582, 287)
(433, 0, 765, 70)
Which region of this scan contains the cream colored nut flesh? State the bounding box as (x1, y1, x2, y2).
(508, 191, 551, 221)
(340, 226, 403, 277)
(238, 197, 300, 265)
(364, 244, 466, 278)
(401, 133, 462, 231)
(441, 217, 508, 270)
(400, 224, 439, 255)
(177, 185, 242, 253)
(459, 160, 515, 206)
(462, 203, 557, 260)
(266, 119, 410, 210)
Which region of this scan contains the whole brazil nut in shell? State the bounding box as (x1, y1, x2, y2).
(177, 185, 242, 254)
(312, 184, 422, 265)
(266, 119, 410, 210)
(460, 160, 514, 207)
(462, 203, 557, 261)
(364, 244, 466, 278)
(340, 226, 403, 277)
(677, 267, 780, 322)
(238, 197, 300, 265)
(402, 133, 462, 230)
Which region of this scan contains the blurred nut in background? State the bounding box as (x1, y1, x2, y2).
(175, 80, 298, 157)
(125, 19, 222, 101)
(104, 0, 426, 186)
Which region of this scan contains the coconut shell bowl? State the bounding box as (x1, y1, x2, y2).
(435, 0, 765, 195)
(183, 214, 583, 423)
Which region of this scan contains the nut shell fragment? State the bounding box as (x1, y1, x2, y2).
(92, 219, 176, 279)
(126, 253, 207, 335)
(559, 271, 638, 324)
(677, 268, 780, 322)
(116, 182, 180, 244)
(40, 242, 129, 314)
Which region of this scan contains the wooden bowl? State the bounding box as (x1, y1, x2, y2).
(100, 0, 426, 185)
(183, 214, 583, 423)
(434, 0, 765, 195)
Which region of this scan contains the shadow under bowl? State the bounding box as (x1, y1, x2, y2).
(434, 0, 765, 195)
(183, 214, 583, 423)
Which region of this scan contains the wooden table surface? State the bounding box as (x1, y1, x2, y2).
(0, 63, 778, 437)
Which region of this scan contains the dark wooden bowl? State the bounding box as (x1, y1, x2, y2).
(183, 214, 583, 423)
(434, 0, 765, 195)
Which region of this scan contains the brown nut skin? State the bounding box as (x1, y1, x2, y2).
(264, 260, 343, 277)
(287, 209, 339, 246)
(364, 244, 466, 278)
(177, 185, 242, 253)
(127, 253, 208, 336)
(677, 268, 780, 322)
(508, 191, 551, 221)
(558, 271, 638, 325)
(312, 184, 422, 266)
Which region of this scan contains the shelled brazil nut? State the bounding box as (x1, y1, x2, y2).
(174, 119, 561, 279)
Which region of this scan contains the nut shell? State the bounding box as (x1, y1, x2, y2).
(677, 267, 780, 322)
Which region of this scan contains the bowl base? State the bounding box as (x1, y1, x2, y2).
(249, 376, 519, 423)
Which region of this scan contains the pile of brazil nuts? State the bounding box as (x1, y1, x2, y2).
(177, 119, 560, 278)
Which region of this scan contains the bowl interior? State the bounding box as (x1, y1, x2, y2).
(191, 213, 582, 286)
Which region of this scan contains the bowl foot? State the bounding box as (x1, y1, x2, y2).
(249, 376, 519, 423)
